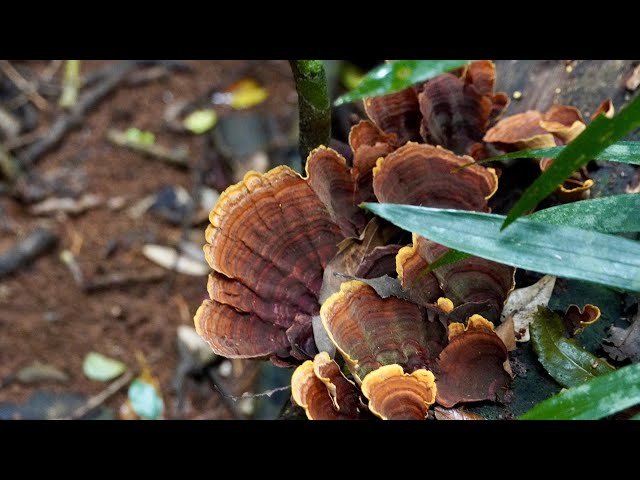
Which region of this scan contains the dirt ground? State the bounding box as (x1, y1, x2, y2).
(0, 60, 298, 419)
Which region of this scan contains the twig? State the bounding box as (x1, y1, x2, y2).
(0, 227, 58, 278)
(0, 61, 49, 111)
(60, 249, 166, 292)
(18, 60, 139, 169)
(207, 367, 244, 420)
(106, 129, 189, 168)
(58, 60, 81, 109)
(288, 60, 331, 168)
(61, 370, 136, 420)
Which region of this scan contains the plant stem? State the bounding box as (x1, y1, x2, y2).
(289, 60, 331, 170)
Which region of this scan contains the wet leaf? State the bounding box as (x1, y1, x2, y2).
(529, 194, 640, 233)
(127, 379, 164, 420)
(501, 275, 556, 342)
(362, 204, 640, 293)
(142, 244, 209, 276)
(434, 406, 485, 420)
(603, 312, 640, 363)
(531, 307, 614, 388)
(520, 362, 640, 420)
(82, 352, 127, 382)
(504, 94, 640, 228)
(482, 141, 640, 166)
(183, 109, 218, 134)
(334, 60, 470, 106)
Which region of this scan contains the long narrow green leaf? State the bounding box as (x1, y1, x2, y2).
(530, 307, 614, 388)
(529, 194, 640, 233)
(483, 141, 640, 165)
(520, 363, 640, 420)
(362, 203, 640, 293)
(334, 60, 469, 106)
(503, 94, 640, 229)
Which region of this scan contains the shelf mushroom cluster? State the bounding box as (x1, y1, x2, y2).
(194, 60, 606, 419)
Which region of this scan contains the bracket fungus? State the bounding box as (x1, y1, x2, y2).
(291, 352, 363, 420)
(361, 364, 436, 420)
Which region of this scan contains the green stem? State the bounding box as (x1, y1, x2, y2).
(289, 60, 331, 170)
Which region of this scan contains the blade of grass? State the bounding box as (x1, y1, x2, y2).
(362, 203, 640, 293)
(334, 60, 470, 106)
(503, 94, 640, 229)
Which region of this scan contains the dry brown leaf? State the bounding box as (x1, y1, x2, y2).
(434, 406, 485, 420)
(603, 312, 640, 363)
(501, 275, 556, 342)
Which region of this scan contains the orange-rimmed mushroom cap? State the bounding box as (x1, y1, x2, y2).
(483, 110, 557, 150)
(435, 315, 511, 407)
(372, 142, 498, 212)
(363, 88, 422, 146)
(361, 364, 436, 420)
(195, 163, 349, 363)
(320, 280, 430, 383)
(419, 60, 508, 156)
(313, 351, 361, 416)
(406, 235, 515, 322)
(395, 242, 443, 308)
(563, 304, 601, 336)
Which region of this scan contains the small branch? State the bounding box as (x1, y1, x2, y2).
(61, 370, 136, 420)
(58, 60, 81, 109)
(17, 60, 139, 169)
(0, 228, 58, 278)
(288, 60, 331, 169)
(207, 368, 244, 420)
(0, 60, 49, 111)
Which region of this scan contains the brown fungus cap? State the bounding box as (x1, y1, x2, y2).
(418, 60, 508, 156)
(363, 87, 422, 146)
(195, 164, 348, 363)
(361, 364, 436, 420)
(372, 142, 498, 212)
(320, 280, 431, 383)
(435, 315, 511, 407)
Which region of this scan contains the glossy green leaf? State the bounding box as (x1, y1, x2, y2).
(504, 94, 640, 229)
(529, 194, 640, 233)
(483, 141, 640, 165)
(362, 203, 640, 293)
(334, 60, 470, 106)
(82, 352, 127, 382)
(128, 378, 164, 420)
(520, 362, 640, 420)
(425, 249, 471, 274)
(530, 307, 614, 388)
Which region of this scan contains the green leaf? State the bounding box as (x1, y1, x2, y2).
(482, 141, 640, 166)
(529, 194, 640, 233)
(183, 109, 218, 134)
(334, 60, 470, 106)
(82, 352, 127, 382)
(425, 249, 471, 274)
(124, 128, 155, 146)
(530, 307, 614, 388)
(362, 203, 640, 293)
(504, 94, 640, 229)
(128, 378, 164, 420)
(520, 363, 640, 420)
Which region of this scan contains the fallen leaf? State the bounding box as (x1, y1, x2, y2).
(124, 127, 155, 146)
(626, 64, 640, 92)
(15, 361, 69, 384)
(82, 352, 127, 382)
(603, 312, 640, 363)
(30, 194, 103, 216)
(176, 325, 216, 368)
(183, 109, 218, 134)
(213, 79, 268, 110)
(333, 273, 413, 302)
(126, 353, 164, 420)
(434, 406, 485, 420)
(495, 317, 516, 352)
(142, 244, 209, 276)
(501, 275, 556, 342)
(531, 307, 615, 388)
